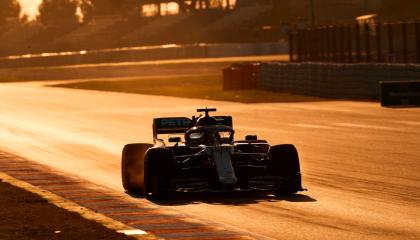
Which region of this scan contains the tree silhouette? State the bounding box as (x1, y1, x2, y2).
(79, 0, 93, 22)
(37, 0, 79, 27)
(0, 0, 21, 25)
(81, 0, 138, 18)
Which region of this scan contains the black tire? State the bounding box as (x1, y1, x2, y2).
(269, 144, 302, 195)
(269, 144, 300, 175)
(121, 143, 153, 194)
(144, 148, 174, 200)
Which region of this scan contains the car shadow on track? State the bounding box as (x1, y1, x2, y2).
(128, 191, 316, 206)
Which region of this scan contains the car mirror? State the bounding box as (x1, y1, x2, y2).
(245, 135, 257, 141)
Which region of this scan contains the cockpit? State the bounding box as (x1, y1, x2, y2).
(185, 126, 234, 147)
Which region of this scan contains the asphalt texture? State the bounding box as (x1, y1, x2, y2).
(0, 81, 419, 240)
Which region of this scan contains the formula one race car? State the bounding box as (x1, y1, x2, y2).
(122, 108, 304, 199)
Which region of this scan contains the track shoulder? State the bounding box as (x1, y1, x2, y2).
(0, 151, 257, 240)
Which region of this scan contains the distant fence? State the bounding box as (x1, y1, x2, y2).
(289, 22, 420, 64)
(258, 62, 420, 99)
(0, 42, 287, 68)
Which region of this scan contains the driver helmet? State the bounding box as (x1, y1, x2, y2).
(196, 116, 217, 126)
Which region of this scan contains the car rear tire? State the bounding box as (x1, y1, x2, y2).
(269, 144, 302, 196)
(121, 143, 153, 194)
(144, 148, 174, 200)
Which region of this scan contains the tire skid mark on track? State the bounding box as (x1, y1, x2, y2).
(40, 185, 102, 192)
(151, 226, 224, 235)
(56, 191, 116, 198)
(106, 210, 169, 217)
(99, 207, 160, 214)
(0, 152, 258, 240)
(113, 214, 182, 221)
(25, 179, 85, 184)
(123, 218, 188, 225)
(8, 175, 66, 181)
(0, 165, 39, 169)
(132, 222, 206, 230)
(0, 168, 41, 173)
(158, 230, 244, 239)
(74, 201, 130, 207)
(59, 194, 118, 200)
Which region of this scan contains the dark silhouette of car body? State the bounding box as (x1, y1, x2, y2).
(122, 108, 304, 199)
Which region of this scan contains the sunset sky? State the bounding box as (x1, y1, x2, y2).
(18, 0, 42, 19)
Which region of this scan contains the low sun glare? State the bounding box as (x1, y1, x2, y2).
(18, 0, 180, 19)
(18, 0, 42, 19)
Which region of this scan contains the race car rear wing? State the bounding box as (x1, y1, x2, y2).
(153, 117, 192, 135)
(153, 116, 233, 140)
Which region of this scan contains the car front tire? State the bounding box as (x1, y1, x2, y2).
(121, 143, 153, 194)
(269, 144, 303, 196)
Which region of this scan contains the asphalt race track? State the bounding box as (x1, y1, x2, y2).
(0, 81, 419, 240)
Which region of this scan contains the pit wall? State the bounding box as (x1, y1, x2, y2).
(0, 42, 287, 68)
(258, 63, 420, 100)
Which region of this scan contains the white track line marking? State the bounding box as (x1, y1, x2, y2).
(291, 124, 334, 129)
(334, 123, 399, 131)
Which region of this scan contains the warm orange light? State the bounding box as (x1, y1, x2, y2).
(223, 0, 236, 9)
(18, 0, 42, 19)
(162, 2, 179, 15)
(142, 4, 159, 17)
(142, 2, 180, 17)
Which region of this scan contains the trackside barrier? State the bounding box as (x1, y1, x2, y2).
(222, 63, 260, 90)
(380, 80, 420, 106)
(258, 62, 420, 100)
(0, 42, 287, 68)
